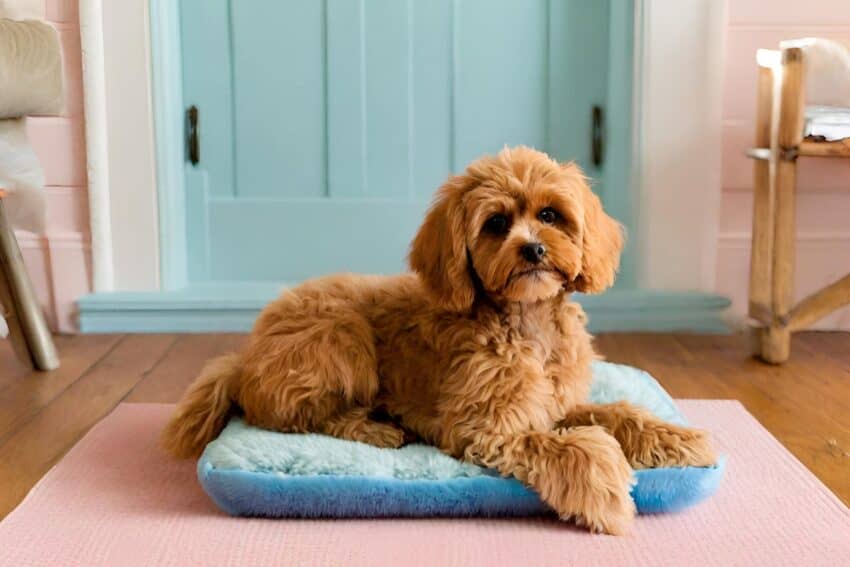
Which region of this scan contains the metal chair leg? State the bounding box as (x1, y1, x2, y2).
(0, 196, 59, 371)
(0, 257, 34, 366)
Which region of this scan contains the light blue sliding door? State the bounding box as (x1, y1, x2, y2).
(179, 0, 630, 284)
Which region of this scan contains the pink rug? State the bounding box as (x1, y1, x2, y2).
(1, 402, 848, 567)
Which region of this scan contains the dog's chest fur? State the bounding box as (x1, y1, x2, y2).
(372, 286, 594, 453)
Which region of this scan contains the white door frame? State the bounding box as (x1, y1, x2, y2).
(81, 0, 726, 295)
(633, 0, 726, 292)
(80, 0, 161, 292)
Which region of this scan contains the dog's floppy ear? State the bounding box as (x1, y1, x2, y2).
(570, 165, 625, 294)
(409, 175, 475, 311)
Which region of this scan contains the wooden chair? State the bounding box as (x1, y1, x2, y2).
(0, 188, 59, 370)
(747, 46, 850, 364)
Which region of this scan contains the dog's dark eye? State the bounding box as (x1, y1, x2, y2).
(538, 207, 559, 224)
(483, 214, 509, 234)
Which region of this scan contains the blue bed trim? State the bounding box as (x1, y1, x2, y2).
(199, 458, 726, 518)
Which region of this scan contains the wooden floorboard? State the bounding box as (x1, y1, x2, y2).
(602, 332, 850, 504)
(0, 334, 177, 518)
(125, 334, 246, 403)
(0, 331, 848, 520)
(0, 334, 123, 446)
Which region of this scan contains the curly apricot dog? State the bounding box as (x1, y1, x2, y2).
(162, 146, 716, 534)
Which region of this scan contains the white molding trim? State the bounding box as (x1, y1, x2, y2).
(634, 0, 727, 292)
(80, 0, 160, 292)
(15, 230, 91, 249)
(718, 232, 850, 245)
(79, 0, 113, 291)
(150, 0, 188, 291)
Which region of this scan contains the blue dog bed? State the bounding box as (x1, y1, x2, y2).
(198, 361, 725, 518)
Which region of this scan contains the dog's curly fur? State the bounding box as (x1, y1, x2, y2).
(162, 147, 716, 534)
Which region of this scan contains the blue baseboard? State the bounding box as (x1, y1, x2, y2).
(576, 290, 731, 333)
(77, 284, 731, 334)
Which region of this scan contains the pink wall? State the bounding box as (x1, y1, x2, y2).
(16, 0, 91, 333)
(717, 0, 850, 329)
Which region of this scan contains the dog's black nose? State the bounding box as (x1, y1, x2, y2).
(520, 242, 547, 264)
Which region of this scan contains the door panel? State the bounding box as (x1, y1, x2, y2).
(326, 0, 454, 199)
(411, 0, 453, 200)
(208, 201, 428, 281)
(180, 0, 627, 284)
(454, 0, 549, 168)
(548, 0, 610, 176)
(180, 0, 234, 197)
(362, 0, 412, 198)
(230, 0, 327, 198)
(326, 0, 366, 197)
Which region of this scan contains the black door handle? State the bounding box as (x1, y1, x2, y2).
(592, 105, 604, 167)
(187, 105, 200, 165)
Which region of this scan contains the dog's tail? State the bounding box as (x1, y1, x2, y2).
(161, 353, 241, 459)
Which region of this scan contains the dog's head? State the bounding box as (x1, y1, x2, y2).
(409, 146, 624, 311)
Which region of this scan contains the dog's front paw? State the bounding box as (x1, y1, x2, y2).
(630, 423, 717, 469)
(357, 421, 406, 449)
(540, 426, 636, 535)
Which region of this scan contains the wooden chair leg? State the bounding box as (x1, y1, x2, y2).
(761, 47, 805, 365)
(749, 48, 849, 360)
(761, 324, 791, 364)
(788, 274, 850, 331)
(761, 156, 796, 364)
(748, 64, 776, 356)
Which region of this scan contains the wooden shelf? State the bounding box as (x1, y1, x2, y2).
(747, 137, 850, 161)
(799, 137, 850, 157)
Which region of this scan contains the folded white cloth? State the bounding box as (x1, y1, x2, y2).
(0, 118, 46, 233)
(0, 18, 63, 118)
(781, 38, 850, 108)
(804, 105, 850, 141)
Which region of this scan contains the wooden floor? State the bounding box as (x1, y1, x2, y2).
(1, 332, 848, 520)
